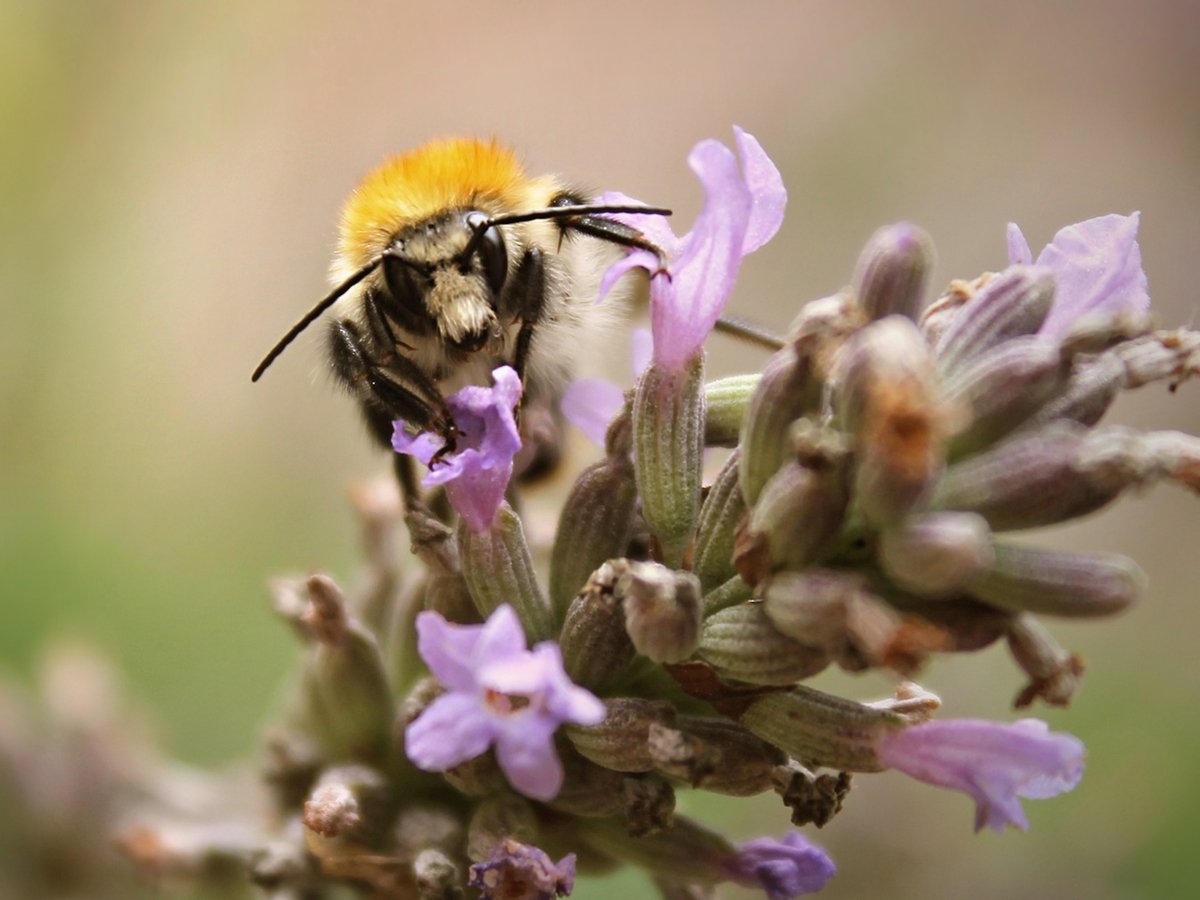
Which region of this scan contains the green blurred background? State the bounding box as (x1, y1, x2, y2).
(2, 1, 1198, 897)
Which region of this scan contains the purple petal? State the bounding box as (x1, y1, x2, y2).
(597, 250, 659, 302)
(561, 377, 624, 447)
(1036, 213, 1149, 339)
(597, 190, 680, 251)
(653, 139, 753, 371)
(415, 607, 526, 690)
(727, 832, 836, 899)
(529, 643, 606, 725)
(442, 463, 512, 533)
(876, 717, 1085, 833)
(391, 427, 446, 467)
(495, 716, 564, 801)
(468, 839, 576, 899)
(734, 127, 787, 255)
(404, 692, 496, 771)
(629, 327, 653, 377)
(1007, 222, 1033, 266)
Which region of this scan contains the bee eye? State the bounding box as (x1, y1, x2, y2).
(465, 212, 508, 295)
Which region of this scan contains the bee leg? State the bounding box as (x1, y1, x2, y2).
(361, 289, 449, 416)
(506, 248, 562, 482)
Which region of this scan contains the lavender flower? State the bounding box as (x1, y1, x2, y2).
(404, 605, 605, 801)
(392, 365, 522, 533)
(598, 127, 786, 372)
(1005, 213, 1149, 339)
(726, 832, 837, 899)
(560, 328, 651, 446)
(468, 838, 576, 900)
(874, 718, 1085, 833)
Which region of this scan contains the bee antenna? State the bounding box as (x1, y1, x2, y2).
(251, 254, 385, 382)
(460, 204, 672, 264)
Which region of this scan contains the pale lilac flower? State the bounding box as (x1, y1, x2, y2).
(875, 718, 1085, 833)
(726, 832, 836, 898)
(468, 838, 576, 899)
(391, 366, 522, 533)
(560, 328, 652, 446)
(404, 605, 605, 801)
(598, 127, 787, 372)
(1006, 213, 1149, 340)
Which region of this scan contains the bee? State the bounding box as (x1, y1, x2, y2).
(252, 137, 668, 487)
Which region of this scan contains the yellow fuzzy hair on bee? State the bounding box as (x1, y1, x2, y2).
(337, 138, 556, 269)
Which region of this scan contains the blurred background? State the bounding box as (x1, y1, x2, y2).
(2, 1, 1198, 897)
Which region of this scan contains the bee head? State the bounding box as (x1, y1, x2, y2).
(378, 210, 511, 352)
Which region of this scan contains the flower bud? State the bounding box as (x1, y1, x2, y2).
(763, 569, 946, 675)
(300, 575, 394, 763)
(466, 795, 538, 863)
(919, 275, 981, 346)
(935, 423, 1200, 531)
(302, 765, 389, 842)
(739, 293, 862, 505)
(702, 575, 754, 618)
(697, 603, 830, 685)
(942, 336, 1068, 455)
(704, 374, 759, 447)
(738, 685, 914, 772)
(1006, 614, 1085, 708)
(934, 266, 1056, 375)
(581, 816, 735, 885)
(566, 697, 677, 773)
(969, 543, 1145, 617)
(853, 222, 935, 322)
(548, 456, 638, 621)
(648, 716, 784, 796)
(559, 561, 638, 690)
(619, 561, 702, 664)
(633, 357, 706, 567)
(833, 316, 945, 525)
(457, 504, 554, 642)
(693, 450, 746, 593)
(878, 512, 995, 597)
(412, 849, 462, 899)
(733, 459, 847, 588)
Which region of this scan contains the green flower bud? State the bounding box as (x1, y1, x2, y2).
(301, 575, 394, 764)
(633, 357, 706, 567)
(466, 794, 538, 863)
(878, 512, 995, 598)
(704, 374, 760, 447)
(619, 561, 702, 664)
(566, 697, 676, 773)
(692, 450, 746, 593)
(934, 267, 1055, 375)
(697, 603, 830, 685)
(457, 504, 553, 642)
(853, 222, 935, 322)
(1006, 614, 1085, 708)
(548, 456, 638, 622)
(559, 561, 638, 691)
(969, 543, 1145, 617)
(648, 715, 784, 796)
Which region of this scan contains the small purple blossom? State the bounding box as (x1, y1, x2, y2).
(875, 718, 1085, 833)
(560, 328, 652, 446)
(468, 838, 576, 900)
(1006, 213, 1149, 340)
(404, 605, 605, 801)
(391, 365, 522, 533)
(598, 127, 787, 372)
(726, 832, 836, 899)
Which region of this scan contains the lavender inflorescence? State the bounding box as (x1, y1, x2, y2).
(119, 132, 1200, 898)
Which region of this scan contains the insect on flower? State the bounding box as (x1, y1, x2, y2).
(251, 137, 671, 486)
